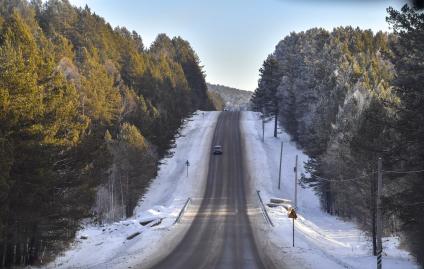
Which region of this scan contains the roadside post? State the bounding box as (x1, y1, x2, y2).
(288, 207, 297, 247)
(186, 160, 190, 177)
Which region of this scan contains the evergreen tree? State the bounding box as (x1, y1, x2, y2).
(251, 55, 282, 137)
(386, 4, 424, 264)
(255, 21, 424, 263)
(0, 0, 218, 265)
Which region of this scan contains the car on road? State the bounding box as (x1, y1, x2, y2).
(212, 145, 223, 154)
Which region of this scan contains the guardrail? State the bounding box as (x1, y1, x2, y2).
(174, 198, 191, 224)
(256, 190, 274, 227)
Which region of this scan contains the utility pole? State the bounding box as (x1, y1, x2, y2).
(278, 142, 284, 189)
(376, 157, 383, 269)
(294, 155, 298, 210)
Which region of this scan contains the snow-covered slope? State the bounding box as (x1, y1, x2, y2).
(241, 111, 419, 269)
(46, 111, 219, 269)
(45, 110, 418, 269)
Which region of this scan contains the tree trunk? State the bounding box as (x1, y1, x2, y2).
(125, 172, 130, 217)
(274, 113, 278, 137)
(120, 173, 124, 219)
(371, 176, 377, 256)
(1, 235, 6, 267)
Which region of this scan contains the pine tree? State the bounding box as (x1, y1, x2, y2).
(386, 4, 424, 264)
(0, 1, 217, 265)
(252, 55, 282, 137)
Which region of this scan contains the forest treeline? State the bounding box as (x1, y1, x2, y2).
(251, 5, 424, 265)
(207, 83, 252, 111)
(0, 0, 215, 266)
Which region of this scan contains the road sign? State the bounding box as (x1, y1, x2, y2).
(288, 208, 297, 219)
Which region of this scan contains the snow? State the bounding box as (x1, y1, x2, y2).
(44, 110, 419, 269)
(241, 111, 419, 269)
(45, 111, 219, 269)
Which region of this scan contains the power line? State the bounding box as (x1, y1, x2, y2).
(393, 201, 424, 209)
(305, 168, 424, 183)
(306, 172, 377, 182)
(382, 169, 424, 174)
(405, 201, 424, 206)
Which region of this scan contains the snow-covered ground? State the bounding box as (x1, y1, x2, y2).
(45, 111, 219, 269)
(241, 111, 419, 269)
(44, 110, 418, 269)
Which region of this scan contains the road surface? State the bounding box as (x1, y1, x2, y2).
(150, 111, 266, 269)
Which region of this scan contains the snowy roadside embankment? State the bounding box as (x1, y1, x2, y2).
(46, 111, 219, 269)
(241, 111, 418, 269)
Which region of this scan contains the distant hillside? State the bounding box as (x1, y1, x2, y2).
(207, 83, 252, 110)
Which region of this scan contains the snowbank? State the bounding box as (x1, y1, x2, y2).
(46, 111, 219, 269)
(241, 111, 419, 269)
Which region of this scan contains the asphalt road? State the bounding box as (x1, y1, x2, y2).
(150, 111, 266, 269)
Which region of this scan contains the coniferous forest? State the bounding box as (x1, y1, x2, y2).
(251, 5, 424, 265)
(1, 0, 424, 267)
(207, 83, 252, 111)
(0, 0, 215, 266)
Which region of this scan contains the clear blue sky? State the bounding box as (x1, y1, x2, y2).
(67, 0, 405, 91)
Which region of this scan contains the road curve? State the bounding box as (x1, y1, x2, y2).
(149, 111, 266, 269)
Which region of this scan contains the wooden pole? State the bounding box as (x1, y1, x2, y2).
(278, 142, 284, 189)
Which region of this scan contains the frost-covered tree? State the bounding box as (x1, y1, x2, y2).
(251, 55, 282, 137)
(256, 21, 424, 262)
(386, 4, 424, 264)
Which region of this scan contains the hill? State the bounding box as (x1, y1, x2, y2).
(207, 83, 252, 110)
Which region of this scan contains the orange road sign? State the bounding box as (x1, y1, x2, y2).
(288, 208, 297, 219)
